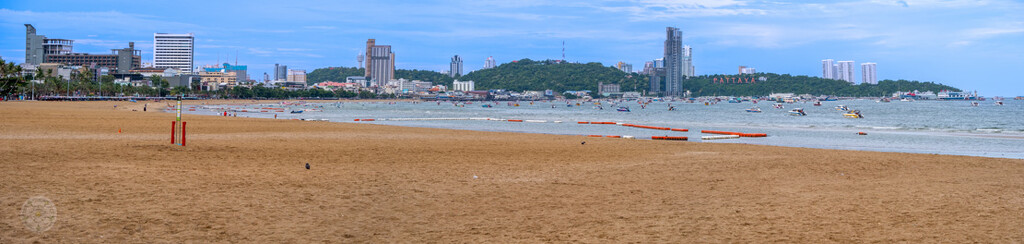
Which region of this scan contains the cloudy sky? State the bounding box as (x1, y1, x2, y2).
(2, 0, 1022, 95)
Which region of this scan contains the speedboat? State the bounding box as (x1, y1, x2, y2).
(290, 110, 303, 114)
(843, 110, 863, 118)
(482, 104, 492, 108)
(813, 101, 822, 106)
(788, 108, 806, 116)
(835, 105, 849, 111)
(995, 101, 1004, 106)
(617, 107, 631, 112)
(773, 103, 784, 109)
(746, 107, 762, 113)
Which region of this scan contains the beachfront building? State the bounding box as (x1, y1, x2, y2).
(287, 69, 306, 83)
(198, 71, 237, 91)
(598, 82, 620, 95)
(45, 42, 141, 74)
(365, 39, 395, 87)
(25, 24, 75, 66)
(153, 33, 195, 74)
(274, 64, 287, 81)
(483, 56, 496, 69)
(204, 63, 247, 83)
(822, 59, 835, 79)
(453, 80, 475, 92)
(836, 61, 855, 83)
(861, 62, 877, 84)
(450, 55, 463, 78)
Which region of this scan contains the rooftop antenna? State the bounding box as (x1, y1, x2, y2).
(235, 50, 238, 66)
(561, 41, 565, 61)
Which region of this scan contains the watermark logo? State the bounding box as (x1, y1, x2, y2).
(21, 196, 57, 233)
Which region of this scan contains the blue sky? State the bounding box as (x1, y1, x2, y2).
(2, 0, 1022, 96)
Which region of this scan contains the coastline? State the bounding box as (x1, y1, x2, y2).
(2, 101, 1023, 242)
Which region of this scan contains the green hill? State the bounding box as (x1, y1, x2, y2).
(307, 60, 961, 97)
(681, 73, 961, 97)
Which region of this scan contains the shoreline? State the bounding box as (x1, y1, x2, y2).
(2, 101, 1023, 242)
(168, 99, 1024, 160)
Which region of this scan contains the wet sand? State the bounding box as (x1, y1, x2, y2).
(1, 100, 1022, 242)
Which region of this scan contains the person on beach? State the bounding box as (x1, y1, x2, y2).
(144, 103, 147, 112)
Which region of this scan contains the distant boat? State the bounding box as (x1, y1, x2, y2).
(788, 108, 806, 116)
(995, 101, 1004, 106)
(617, 107, 631, 112)
(482, 104, 492, 108)
(843, 110, 863, 118)
(773, 103, 784, 109)
(746, 107, 762, 113)
(835, 105, 849, 111)
(900, 98, 914, 102)
(290, 110, 303, 114)
(813, 101, 822, 106)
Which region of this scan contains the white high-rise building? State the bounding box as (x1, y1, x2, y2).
(153, 33, 195, 74)
(683, 45, 694, 77)
(821, 59, 835, 79)
(836, 61, 855, 83)
(861, 62, 877, 84)
(483, 56, 496, 69)
(453, 80, 474, 92)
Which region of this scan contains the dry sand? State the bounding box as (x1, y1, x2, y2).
(1, 101, 1022, 242)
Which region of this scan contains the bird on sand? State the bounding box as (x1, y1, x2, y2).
(305, 163, 310, 170)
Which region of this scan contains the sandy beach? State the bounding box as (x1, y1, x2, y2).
(1, 100, 1022, 242)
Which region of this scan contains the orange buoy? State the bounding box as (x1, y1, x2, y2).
(508, 119, 523, 122)
(606, 135, 622, 138)
(670, 128, 689, 132)
(858, 132, 867, 135)
(587, 135, 603, 137)
(578, 121, 590, 124)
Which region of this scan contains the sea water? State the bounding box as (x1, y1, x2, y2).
(188, 99, 1024, 159)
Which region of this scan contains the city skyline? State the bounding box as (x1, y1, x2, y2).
(1, 0, 1023, 95)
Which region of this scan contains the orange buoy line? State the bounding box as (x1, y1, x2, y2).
(700, 130, 767, 137)
(354, 119, 376, 121)
(587, 135, 603, 137)
(507, 119, 524, 122)
(652, 136, 688, 140)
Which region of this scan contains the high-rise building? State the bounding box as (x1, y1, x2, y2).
(682, 45, 694, 77)
(274, 64, 287, 81)
(861, 62, 877, 84)
(357, 53, 364, 69)
(663, 27, 684, 96)
(153, 33, 195, 74)
(365, 39, 394, 86)
(822, 59, 835, 79)
(25, 24, 74, 65)
(836, 61, 855, 83)
(450, 55, 463, 78)
(483, 56, 496, 69)
(204, 63, 247, 83)
(616, 62, 632, 73)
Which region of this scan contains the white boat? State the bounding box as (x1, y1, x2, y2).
(835, 105, 849, 111)
(788, 108, 806, 116)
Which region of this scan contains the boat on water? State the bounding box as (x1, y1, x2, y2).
(971, 102, 979, 107)
(995, 101, 1004, 106)
(877, 98, 891, 103)
(482, 104, 492, 108)
(746, 107, 762, 113)
(843, 110, 864, 118)
(617, 107, 631, 112)
(773, 103, 784, 109)
(835, 105, 849, 111)
(813, 101, 822, 106)
(900, 98, 914, 102)
(290, 110, 303, 114)
(788, 108, 806, 116)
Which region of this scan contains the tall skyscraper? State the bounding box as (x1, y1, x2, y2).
(483, 56, 496, 69)
(153, 33, 195, 74)
(274, 64, 287, 81)
(663, 27, 684, 96)
(861, 62, 877, 84)
(450, 55, 463, 78)
(357, 53, 364, 69)
(682, 45, 694, 77)
(616, 62, 632, 73)
(836, 61, 855, 83)
(364, 39, 394, 86)
(822, 59, 835, 80)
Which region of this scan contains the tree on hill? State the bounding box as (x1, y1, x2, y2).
(460, 58, 648, 93)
